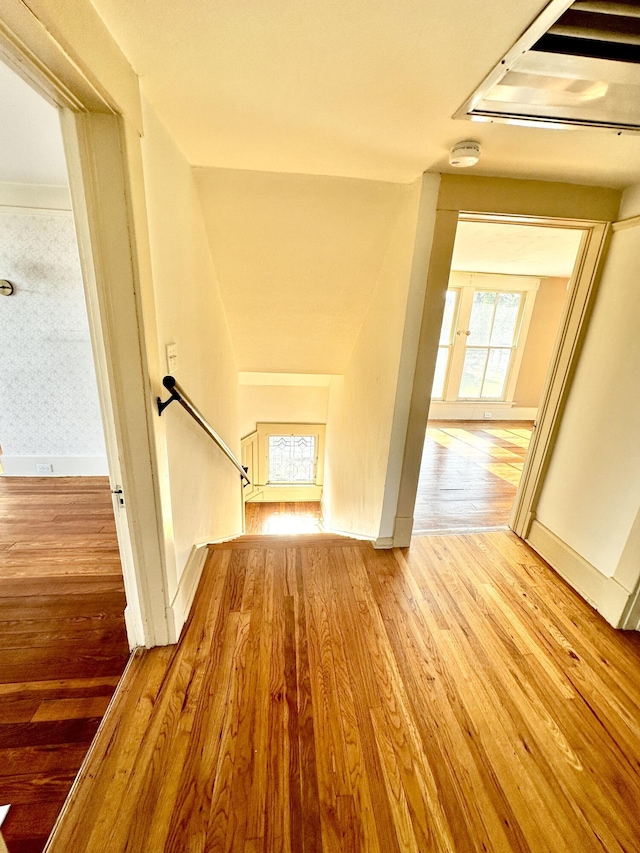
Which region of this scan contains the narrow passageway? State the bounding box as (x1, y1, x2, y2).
(45, 530, 640, 852)
(414, 420, 533, 534)
(0, 477, 129, 853)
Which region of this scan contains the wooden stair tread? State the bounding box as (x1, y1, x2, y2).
(209, 532, 370, 550)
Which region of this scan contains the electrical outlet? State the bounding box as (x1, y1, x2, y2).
(36, 463, 53, 473)
(483, 412, 492, 419)
(166, 343, 178, 375)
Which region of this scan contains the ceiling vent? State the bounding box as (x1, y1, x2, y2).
(456, 0, 640, 132)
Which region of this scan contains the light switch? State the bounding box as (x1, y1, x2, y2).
(166, 343, 178, 374)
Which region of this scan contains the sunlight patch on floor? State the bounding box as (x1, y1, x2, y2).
(244, 502, 324, 535)
(260, 512, 323, 534)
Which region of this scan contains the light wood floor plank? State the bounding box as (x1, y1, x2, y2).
(44, 531, 640, 853)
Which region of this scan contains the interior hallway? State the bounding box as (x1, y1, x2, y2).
(46, 530, 640, 852)
(414, 420, 533, 534)
(0, 477, 129, 853)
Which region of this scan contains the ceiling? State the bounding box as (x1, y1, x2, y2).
(451, 221, 585, 276)
(89, 0, 640, 186)
(0, 60, 68, 186)
(195, 168, 407, 373)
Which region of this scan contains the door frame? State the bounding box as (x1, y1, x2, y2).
(0, 2, 173, 646)
(392, 176, 618, 547)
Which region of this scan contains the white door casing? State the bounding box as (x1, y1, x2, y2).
(0, 3, 175, 647)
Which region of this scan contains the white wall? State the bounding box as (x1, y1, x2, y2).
(239, 380, 329, 438)
(194, 168, 406, 373)
(323, 174, 439, 540)
(534, 217, 640, 626)
(0, 198, 107, 476)
(141, 99, 242, 596)
(514, 277, 568, 409)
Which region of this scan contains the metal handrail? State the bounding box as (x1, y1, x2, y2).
(157, 375, 251, 485)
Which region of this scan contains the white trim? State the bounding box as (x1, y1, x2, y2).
(448, 271, 541, 292)
(0, 456, 108, 476)
(527, 520, 632, 628)
(0, 181, 71, 210)
(611, 216, 640, 233)
(428, 403, 537, 421)
(510, 222, 609, 537)
(392, 515, 414, 547)
(621, 584, 640, 631)
(323, 525, 373, 543)
(61, 110, 171, 649)
(165, 544, 209, 644)
(240, 430, 260, 502)
(0, 205, 70, 217)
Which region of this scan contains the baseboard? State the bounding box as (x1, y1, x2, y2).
(527, 520, 632, 628)
(392, 516, 414, 547)
(165, 544, 209, 644)
(123, 606, 138, 651)
(373, 536, 394, 550)
(0, 455, 108, 476)
(322, 524, 374, 544)
(428, 403, 537, 421)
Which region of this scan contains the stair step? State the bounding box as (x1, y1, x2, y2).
(209, 532, 370, 550)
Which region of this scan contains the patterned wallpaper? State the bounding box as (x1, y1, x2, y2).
(0, 209, 106, 457)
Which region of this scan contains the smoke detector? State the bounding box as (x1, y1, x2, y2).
(449, 140, 481, 168)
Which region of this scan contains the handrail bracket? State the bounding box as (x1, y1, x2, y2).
(157, 375, 182, 416)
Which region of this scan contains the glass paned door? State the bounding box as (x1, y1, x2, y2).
(431, 289, 459, 399)
(459, 291, 522, 399)
(432, 282, 533, 403)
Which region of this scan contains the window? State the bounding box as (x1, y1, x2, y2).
(431, 274, 538, 403)
(267, 434, 317, 483)
(244, 423, 326, 502)
(459, 291, 523, 399)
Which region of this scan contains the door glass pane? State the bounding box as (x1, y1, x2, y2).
(491, 292, 522, 346)
(431, 347, 449, 399)
(439, 290, 458, 345)
(467, 292, 496, 345)
(459, 348, 488, 398)
(268, 435, 316, 483)
(482, 348, 511, 398)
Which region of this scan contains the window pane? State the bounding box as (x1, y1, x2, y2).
(268, 435, 316, 483)
(439, 290, 458, 345)
(491, 292, 522, 346)
(467, 292, 495, 345)
(482, 348, 511, 398)
(459, 348, 488, 398)
(431, 347, 449, 399)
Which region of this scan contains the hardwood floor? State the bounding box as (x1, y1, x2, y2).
(414, 420, 533, 534)
(46, 531, 640, 852)
(0, 477, 129, 853)
(245, 502, 323, 535)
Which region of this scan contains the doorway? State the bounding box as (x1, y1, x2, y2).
(414, 216, 586, 535)
(0, 58, 132, 853)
